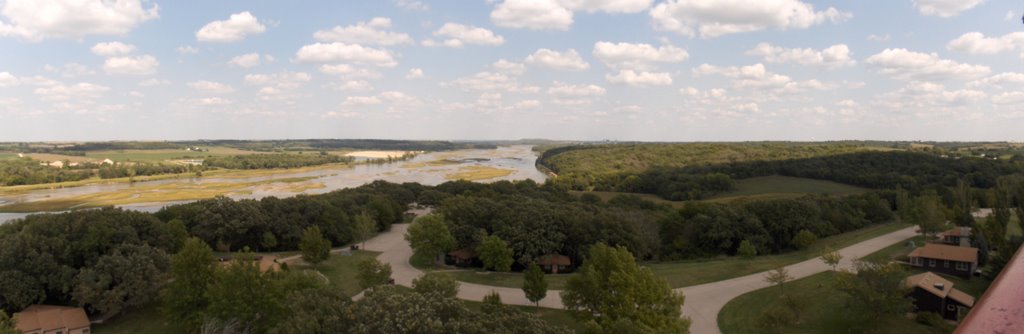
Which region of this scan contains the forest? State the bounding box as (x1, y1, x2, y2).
(0, 159, 192, 186)
(202, 153, 353, 169)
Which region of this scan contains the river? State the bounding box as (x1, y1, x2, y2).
(0, 145, 547, 223)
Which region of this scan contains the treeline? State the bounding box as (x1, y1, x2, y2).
(0, 159, 93, 185)
(155, 181, 410, 252)
(202, 153, 353, 169)
(180, 139, 496, 152)
(0, 208, 184, 314)
(97, 163, 191, 178)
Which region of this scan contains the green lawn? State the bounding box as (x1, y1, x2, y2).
(463, 299, 584, 333)
(718, 272, 942, 334)
(292, 250, 381, 297)
(0, 152, 17, 160)
(705, 175, 869, 203)
(445, 223, 910, 290)
(92, 304, 184, 334)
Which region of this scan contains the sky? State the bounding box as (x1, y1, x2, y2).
(0, 0, 1022, 142)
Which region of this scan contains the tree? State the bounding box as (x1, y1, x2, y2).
(271, 286, 352, 333)
(261, 231, 278, 250)
(353, 211, 377, 249)
(161, 238, 217, 331)
(483, 291, 503, 309)
(477, 235, 514, 272)
(405, 214, 456, 265)
(737, 239, 757, 259)
(820, 246, 843, 271)
(412, 272, 459, 298)
(205, 250, 283, 333)
(0, 310, 16, 334)
(523, 262, 548, 307)
(834, 260, 912, 319)
(764, 266, 792, 295)
(790, 230, 817, 250)
(357, 258, 392, 290)
(72, 244, 170, 316)
(561, 243, 690, 333)
(299, 226, 331, 266)
(905, 193, 946, 237)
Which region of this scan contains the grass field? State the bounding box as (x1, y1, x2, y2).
(0, 152, 19, 160)
(705, 175, 869, 202)
(445, 165, 514, 181)
(444, 223, 910, 290)
(291, 250, 380, 297)
(717, 272, 941, 334)
(0, 176, 322, 212)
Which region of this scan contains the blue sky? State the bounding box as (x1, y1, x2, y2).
(0, 0, 1022, 141)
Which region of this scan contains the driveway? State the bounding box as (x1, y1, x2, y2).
(355, 223, 918, 334)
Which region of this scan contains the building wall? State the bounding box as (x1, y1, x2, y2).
(911, 288, 945, 315)
(914, 257, 974, 278)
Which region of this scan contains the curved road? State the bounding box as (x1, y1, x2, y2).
(357, 224, 918, 334)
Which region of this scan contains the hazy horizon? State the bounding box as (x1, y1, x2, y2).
(2, 0, 1022, 142)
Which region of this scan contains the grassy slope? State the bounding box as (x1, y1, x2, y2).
(718, 272, 940, 334)
(291, 250, 380, 297)
(446, 223, 910, 290)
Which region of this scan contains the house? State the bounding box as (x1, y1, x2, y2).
(537, 254, 572, 274)
(446, 249, 477, 267)
(905, 272, 975, 320)
(13, 304, 91, 334)
(941, 226, 972, 247)
(908, 243, 978, 278)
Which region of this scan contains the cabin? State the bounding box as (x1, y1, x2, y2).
(908, 243, 978, 278)
(13, 305, 91, 334)
(446, 249, 478, 267)
(537, 254, 572, 274)
(905, 272, 975, 320)
(941, 227, 971, 247)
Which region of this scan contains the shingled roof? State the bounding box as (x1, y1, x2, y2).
(13, 305, 90, 333)
(905, 272, 975, 307)
(909, 243, 978, 263)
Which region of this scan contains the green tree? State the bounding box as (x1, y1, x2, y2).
(412, 272, 459, 298)
(477, 235, 514, 272)
(764, 266, 792, 295)
(357, 258, 392, 290)
(561, 243, 690, 333)
(834, 260, 912, 319)
(405, 214, 456, 265)
(271, 286, 352, 333)
(261, 231, 278, 250)
(789, 230, 817, 250)
(299, 226, 331, 266)
(72, 244, 170, 316)
(737, 239, 757, 259)
(0, 310, 16, 334)
(819, 246, 843, 271)
(161, 238, 217, 331)
(906, 193, 946, 237)
(205, 250, 283, 333)
(353, 211, 377, 249)
(523, 262, 548, 307)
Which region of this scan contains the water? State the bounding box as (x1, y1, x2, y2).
(0, 146, 547, 223)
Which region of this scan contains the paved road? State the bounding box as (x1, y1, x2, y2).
(349, 223, 917, 334)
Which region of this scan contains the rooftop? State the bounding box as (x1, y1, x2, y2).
(909, 243, 978, 263)
(13, 305, 90, 332)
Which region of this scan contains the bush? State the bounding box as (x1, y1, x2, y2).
(790, 230, 818, 250)
(756, 306, 797, 332)
(915, 312, 951, 330)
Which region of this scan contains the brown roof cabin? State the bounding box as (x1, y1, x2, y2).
(13, 305, 91, 334)
(941, 226, 972, 247)
(447, 249, 477, 267)
(908, 243, 978, 279)
(537, 254, 572, 274)
(218, 254, 281, 273)
(905, 272, 975, 320)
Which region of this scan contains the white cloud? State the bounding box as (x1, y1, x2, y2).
(913, 0, 984, 18)
(43, 63, 94, 78)
(966, 73, 1024, 89)
(867, 34, 890, 42)
(244, 72, 311, 89)
(650, 0, 850, 38)
(228, 53, 272, 68)
(318, 64, 381, 79)
(334, 80, 374, 92)
(559, 0, 653, 13)
(340, 91, 421, 113)
(0, 72, 18, 87)
(1007, 11, 1017, 21)
(424, 23, 504, 47)
(605, 70, 672, 87)
(492, 59, 526, 75)
(176, 46, 199, 55)
(103, 55, 158, 75)
(947, 32, 1024, 55)
(524, 49, 590, 71)
(188, 80, 235, 94)
(393, 0, 429, 11)
(745, 43, 855, 68)
(512, 99, 542, 110)
(34, 82, 109, 101)
(592, 42, 688, 70)
(406, 68, 424, 79)
(90, 42, 136, 56)
(491, 0, 574, 31)
(0, 0, 158, 41)
(547, 82, 605, 105)
(138, 78, 170, 87)
(692, 63, 832, 94)
(449, 71, 539, 93)
(313, 17, 413, 46)
(865, 48, 990, 81)
(196, 12, 266, 43)
(295, 43, 397, 67)
(194, 97, 232, 106)
(992, 92, 1024, 105)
